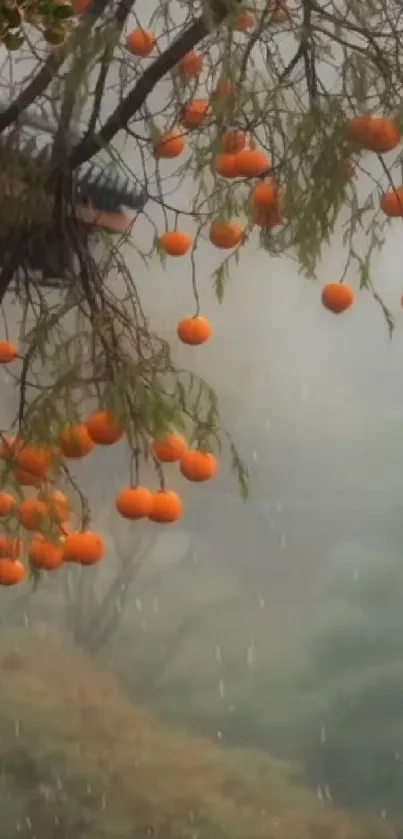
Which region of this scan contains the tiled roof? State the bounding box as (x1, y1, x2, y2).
(0, 101, 147, 213)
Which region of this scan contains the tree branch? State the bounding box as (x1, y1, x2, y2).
(83, 0, 136, 140)
(70, 0, 239, 168)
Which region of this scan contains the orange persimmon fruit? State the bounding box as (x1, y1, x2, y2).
(180, 450, 217, 482)
(153, 129, 185, 159)
(159, 231, 191, 256)
(18, 498, 48, 531)
(250, 180, 278, 211)
(59, 424, 94, 458)
(62, 531, 105, 565)
(29, 535, 63, 571)
(380, 186, 403, 217)
(126, 28, 155, 57)
(148, 490, 183, 523)
(232, 10, 254, 30)
(85, 410, 124, 445)
(236, 147, 270, 177)
(346, 115, 400, 154)
(181, 99, 209, 129)
(209, 220, 244, 249)
(0, 558, 25, 585)
(214, 153, 240, 179)
(14, 444, 53, 479)
(177, 316, 212, 345)
(0, 536, 22, 559)
(177, 51, 203, 79)
(321, 283, 355, 314)
(0, 493, 16, 517)
(0, 341, 18, 363)
(13, 468, 42, 487)
(115, 486, 153, 519)
(151, 433, 187, 463)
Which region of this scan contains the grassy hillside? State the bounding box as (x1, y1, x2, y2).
(0, 627, 394, 839)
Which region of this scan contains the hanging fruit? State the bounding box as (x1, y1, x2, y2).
(180, 451, 217, 482)
(151, 433, 187, 463)
(159, 231, 192, 256)
(321, 283, 355, 314)
(177, 316, 212, 345)
(126, 28, 155, 56)
(115, 487, 153, 519)
(85, 410, 124, 445)
(148, 490, 183, 523)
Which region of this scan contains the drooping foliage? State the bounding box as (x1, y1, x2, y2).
(0, 0, 401, 581)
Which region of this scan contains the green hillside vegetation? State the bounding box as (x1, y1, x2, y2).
(0, 628, 394, 839)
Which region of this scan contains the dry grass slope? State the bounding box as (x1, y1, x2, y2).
(0, 628, 395, 839)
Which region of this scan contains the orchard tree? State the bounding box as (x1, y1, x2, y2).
(0, 0, 401, 584)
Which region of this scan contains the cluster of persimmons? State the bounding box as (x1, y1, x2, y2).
(70, 2, 403, 321)
(125, 18, 403, 321)
(0, 384, 217, 585)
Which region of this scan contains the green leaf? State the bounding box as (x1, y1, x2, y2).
(212, 262, 229, 303)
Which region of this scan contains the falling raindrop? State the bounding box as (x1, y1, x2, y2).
(252, 451, 258, 461)
(39, 783, 51, 800)
(152, 596, 160, 613)
(215, 644, 222, 663)
(219, 679, 225, 698)
(321, 726, 326, 744)
(258, 595, 265, 610)
(247, 641, 256, 669)
(217, 730, 223, 740)
(14, 718, 20, 738)
(135, 598, 142, 611)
